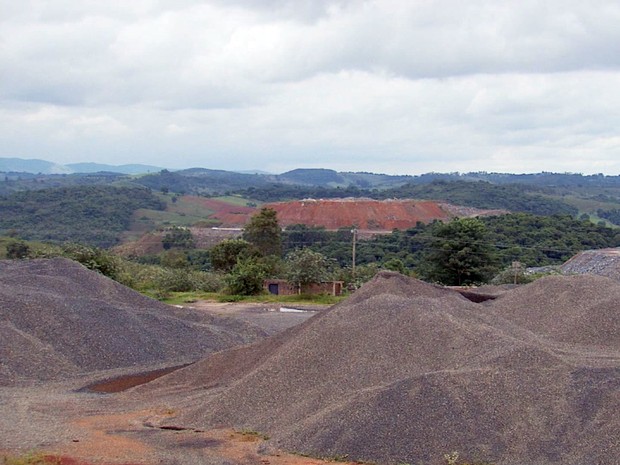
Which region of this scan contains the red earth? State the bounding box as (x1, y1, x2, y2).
(265, 198, 452, 230)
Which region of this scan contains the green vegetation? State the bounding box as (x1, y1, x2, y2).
(225, 258, 269, 296)
(235, 179, 581, 216)
(242, 207, 282, 257)
(597, 208, 620, 225)
(285, 248, 332, 291)
(162, 226, 195, 250)
(6, 169, 620, 293)
(0, 185, 165, 247)
(422, 218, 498, 285)
(213, 194, 260, 207)
(236, 184, 367, 202)
(4, 240, 225, 300)
(5, 239, 30, 259)
(376, 180, 578, 216)
(281, 213, 620, 285)
(133, 168, 270, 195)
(209, 239, 259, 272)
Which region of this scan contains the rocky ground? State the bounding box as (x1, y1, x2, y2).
(0, 299, 321, 465)
(2, 261, 618, 465)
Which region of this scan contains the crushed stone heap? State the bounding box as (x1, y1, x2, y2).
(0, 258, 265, 385)
(142, 271, 620, 465)
(561, 247, 620, 281)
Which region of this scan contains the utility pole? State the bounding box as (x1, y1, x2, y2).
(351, 228, 358, 279)
(512, 261, 522, 285)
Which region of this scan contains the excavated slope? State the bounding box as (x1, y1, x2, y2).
(0, 258, 265, 385)
(266, 199, 452, 230)
(143, 272, 620, 465)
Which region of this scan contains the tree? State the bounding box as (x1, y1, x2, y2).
(225, 258, 268, 295)
(60, 243, 124, 281)
(209, 239, 258, 272)
(162, 227, 195, 250)
(160, 249, 189, 269)
(242, 207, 282, 257)
(382, 257, 407, 274)
(285, 248, 331, 293)
(422, 218, 498, 286)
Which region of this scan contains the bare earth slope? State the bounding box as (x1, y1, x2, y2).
(0, 258, 266, 385)
(141, 272, 620, 465)
(266, 198, 451, 230)
(265, 198, 507, 231)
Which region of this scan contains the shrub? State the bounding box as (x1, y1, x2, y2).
(5, 240, 30, 259)
(225, 258, 268, 295)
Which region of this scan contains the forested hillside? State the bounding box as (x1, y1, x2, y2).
(0, 172, 128, 195)
(236, 180, 578, 216)
(133, 169, 271, 195)
(0, 186, 165, 247)
(282, 213, 620, 273)
(376, 180, 578, 216)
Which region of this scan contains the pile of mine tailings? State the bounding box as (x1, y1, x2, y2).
(139, 271, 620, 465)
(0, 258, 266, 386)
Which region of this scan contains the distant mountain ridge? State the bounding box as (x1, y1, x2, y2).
(65, 162, 164, 174)
(5, 157, 620, 189)
(0, 157, 72, 175)
(0, 157, 165, 175)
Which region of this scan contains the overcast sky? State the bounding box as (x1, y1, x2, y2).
(2, 0, 620, 175)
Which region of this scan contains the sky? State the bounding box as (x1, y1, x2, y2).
(2, 0, 620, 175)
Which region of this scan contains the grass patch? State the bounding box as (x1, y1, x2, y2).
(213, 195, 262, 207)
(216, 293, 343, 305)
(159, 291, 220, 305)
(0, 237, 64, 260)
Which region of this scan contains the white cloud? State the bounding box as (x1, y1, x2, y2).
(2, 0, 620, 173)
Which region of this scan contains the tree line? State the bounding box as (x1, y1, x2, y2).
(0, 185, 165, 247)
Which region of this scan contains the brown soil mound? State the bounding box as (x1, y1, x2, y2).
(266, 198, 452, 230)
(0, 258, 266, 385)
(139, 272, 620, 465)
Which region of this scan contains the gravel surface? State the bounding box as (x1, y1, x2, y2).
(2, 263, 619, 465)
(561, 248, 620, 280)
(140, 271, 620, 465)
(185, 301, 321, 335)
(0, 258, 267, 385)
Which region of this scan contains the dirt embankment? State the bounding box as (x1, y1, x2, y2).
(266, 198, 504, 231)
(265, 198, 451, 230)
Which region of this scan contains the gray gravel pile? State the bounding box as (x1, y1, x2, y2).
(561, 248, 620, 280)
(0, 258, 266, 385)
(143, 271, 620, 465)
(488, 274, 620, 349)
